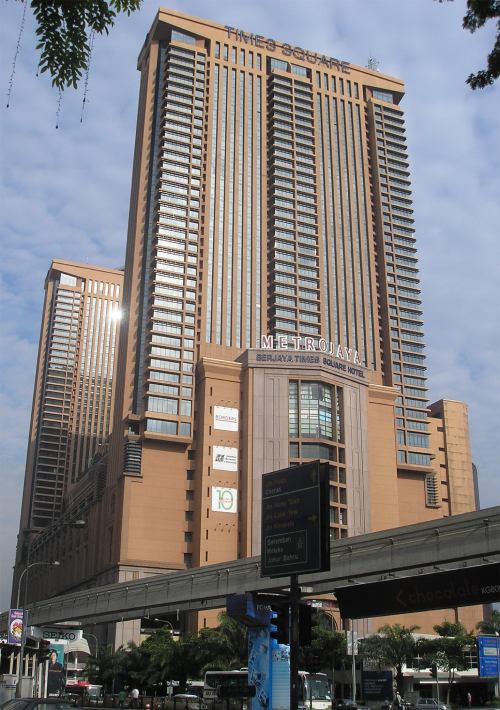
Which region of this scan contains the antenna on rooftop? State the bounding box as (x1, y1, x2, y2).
(367, 56, 380, 72)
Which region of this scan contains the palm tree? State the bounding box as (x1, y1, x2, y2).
(86, 645, 128, 693)
(476, 609, 500, 635)
(361, 624, 419, 695)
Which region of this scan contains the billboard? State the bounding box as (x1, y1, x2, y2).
(213, 446, 238, 471)
(212, 487, 238, 513)
(214, 406, 239, 431)
(248, 626, 272, 710)
(7, 608, 24, 645)
(336, 562, 500, 618)
(47, 643, 66, 696)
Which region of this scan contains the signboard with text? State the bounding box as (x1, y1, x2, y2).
(214, 406, 239, 431)
(212, 486, 238, 513)
(478, 636, 500, 678)
(213, 446, 238, 471)
(261, 461, 329, 577)
(336, 563, 500, 618)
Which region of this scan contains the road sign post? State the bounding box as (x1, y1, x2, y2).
(261, 461, 330, 710)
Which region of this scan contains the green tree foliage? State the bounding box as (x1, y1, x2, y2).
(361, 624, 419, 695)
(437, 0, 500, 88)
(299, 623, 347, 674)
(17, 0, 143, 90)
(417, 621, 475, 704)
(476, 609, 500, 635)
(193, 613, 248, 675)
(86, 645, 129, 693)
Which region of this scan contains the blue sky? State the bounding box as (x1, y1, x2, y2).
(1, 0, 499, 609)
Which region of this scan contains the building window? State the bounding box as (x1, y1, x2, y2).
(171, 29, 196, 45)
(288, 381, 340, 441)
(425, 473, 440, 507)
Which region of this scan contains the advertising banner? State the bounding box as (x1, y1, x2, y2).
(7, 608, 24, 645)
(271, 644, 290, 710)
(212, 487, 238, 513)
(336, 562, 500, 618)
(248, 627, 272, 710)
(213, 446, 238, 471)
(214, 406, 239, 431)
(47, 643, 66, 696)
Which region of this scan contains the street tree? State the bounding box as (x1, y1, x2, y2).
(361, 624, 419, 695)
(437, 0, 500, 88)
(86, 644, 128, 693)
(417, 622, 475, 704)
(476, 609, 500, 635)
(14, 0, 143, 90)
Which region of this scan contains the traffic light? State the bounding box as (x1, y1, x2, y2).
(299, 603, 313, 646)
(270, 605, 289, 644)
(309, 653, 321, 673)
(38, 639, 51, 663)
(430, 662, 438, 679)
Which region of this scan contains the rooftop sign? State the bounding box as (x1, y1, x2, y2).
(225, 27, 350, 73)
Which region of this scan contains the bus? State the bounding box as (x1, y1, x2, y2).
(299, 672, 332, 710)
(203, 670, 331, 710)
(203, 670, 248, 705)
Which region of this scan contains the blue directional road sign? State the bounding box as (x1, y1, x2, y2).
(478, 636, 500, 678)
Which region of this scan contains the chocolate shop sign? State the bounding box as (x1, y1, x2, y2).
(225, 26, 350, 73)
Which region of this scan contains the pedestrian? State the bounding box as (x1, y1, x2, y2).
(395, 692, 402, 709)
(119, 689, 127, 709)
(131, 688, 140, 709)
(467, 692, 472, 709)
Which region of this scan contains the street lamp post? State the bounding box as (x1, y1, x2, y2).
(15, 516, 86, 698)
(16, 560, 60, 698)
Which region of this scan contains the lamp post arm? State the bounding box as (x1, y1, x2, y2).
(16, 568, 28, 609)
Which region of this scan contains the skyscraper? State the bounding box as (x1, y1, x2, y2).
(13, 260, 123, 603)
(101, 8, 477, 635)
(13, 9, 480, 636)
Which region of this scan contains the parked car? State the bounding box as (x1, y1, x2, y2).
(334, 700, 369, 710)
(0, 700, 75, 710)
(411, 698, 451, 710)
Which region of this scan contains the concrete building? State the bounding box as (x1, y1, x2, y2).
(13, 9, 482, 640)
(12, 260, 123, 605)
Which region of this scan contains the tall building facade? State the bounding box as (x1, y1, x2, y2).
(12, 10, 480, 637)
(99, 9, 478, 637)
(13, 260, 123, 603)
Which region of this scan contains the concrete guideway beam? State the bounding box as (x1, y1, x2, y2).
(2, 506, 499, 629)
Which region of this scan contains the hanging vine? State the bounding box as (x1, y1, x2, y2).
(80, 28, 95, 124)
(6, 0, 28, 108)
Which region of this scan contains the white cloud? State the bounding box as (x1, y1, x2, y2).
(1, 0, 499, 608)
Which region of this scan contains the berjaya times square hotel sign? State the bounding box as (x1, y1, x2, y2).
(257, 335, 365, 379)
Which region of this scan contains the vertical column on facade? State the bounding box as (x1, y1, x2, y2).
(267, 64, 320, 343)
(368, 99, 431, 470)
(140, 40, 206, 441)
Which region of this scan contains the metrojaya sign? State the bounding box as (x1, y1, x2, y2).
(260, 335, 363, 365)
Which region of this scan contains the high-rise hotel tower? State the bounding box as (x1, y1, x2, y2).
(14, 9, 479, 635)
(102, 8, 478, 633)
(13, 260, 123, 604)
